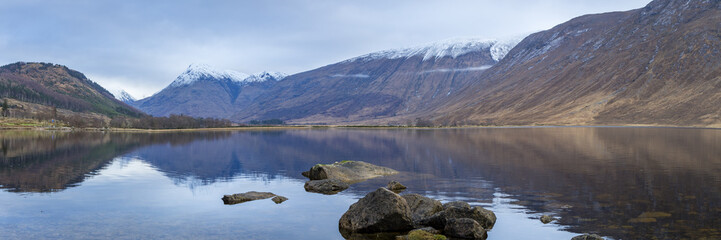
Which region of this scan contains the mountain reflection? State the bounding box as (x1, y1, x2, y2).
(1, 127, 720, 239)
(0, 131, 231, 192)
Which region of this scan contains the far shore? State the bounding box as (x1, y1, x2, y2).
(1, 123, 720, 132)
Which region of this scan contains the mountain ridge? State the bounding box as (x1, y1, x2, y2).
(132, 64, 285, 118)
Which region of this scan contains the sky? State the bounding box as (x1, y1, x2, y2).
(0, 0, 651, 99)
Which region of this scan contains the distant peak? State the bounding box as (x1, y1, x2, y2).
(170, 64, 250, 87)
(346, 37, 524, 62)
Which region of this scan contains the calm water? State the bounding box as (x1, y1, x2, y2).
(1, 127, 720, 240)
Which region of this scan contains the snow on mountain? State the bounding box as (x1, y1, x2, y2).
(490, 37, 524, 62)
(245, 71, 287, 82)
(347, 38, 523, 62)
(170, 64, 250, 87)
(116, 90, 136, 102)
(169, 64, 286, 88)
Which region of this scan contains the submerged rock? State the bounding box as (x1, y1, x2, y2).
(339, 188, 414, 233)
(402, 194, 443, 225)
(444, 218, 487, 239)
(395, 229, 447, 240)
(271, 196, 288, 204)
(306, 161, 398, 183)
(571, 233, 605, 240)
(540, 215, 554, 224)
(222, 191, 277, 205)
(304, 179, 350, 194)
(387, 180, 407, 192)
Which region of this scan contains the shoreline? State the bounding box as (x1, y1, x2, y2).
(1, 124, 719, 132)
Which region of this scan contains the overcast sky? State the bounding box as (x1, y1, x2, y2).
(0, 0, 651, 99)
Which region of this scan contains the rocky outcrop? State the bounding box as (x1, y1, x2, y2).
(444, 218, 487, 239)
(403, 194, 443, 224)
(304, 179, 350, 194)
(221, 191, 286, 205)
(571, 233, 605, 240)
(339, 188, 415, 234)
(340, 187, 496, 240)
(306, 161, 398, 183)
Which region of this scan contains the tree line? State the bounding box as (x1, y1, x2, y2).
(109, 115, 233, 129)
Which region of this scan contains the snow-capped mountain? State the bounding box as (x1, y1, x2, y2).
(232, 37, 524, 124)
(114, 90, 136, 104)
(132, 64, 284, 118)
(170, 64, 250, 87)
(432, 0, 721, 128)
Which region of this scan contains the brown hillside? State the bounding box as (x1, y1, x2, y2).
(434, 0, 721, 127)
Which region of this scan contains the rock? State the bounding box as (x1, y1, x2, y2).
(387, 181, 407, 192)
(420, 205, 496, 230)
(301, 171, 310, 178)
(395, 229, 447, 240)
(540, 215, 554, 224)
(339, 188, 414, 233)
(443, 218, 487, 239)
(271, 196, 288, 204)
(443, 201, 471, 209)
(571, 233, 605, 240)
(304, 179, 350, 194)
(306, 161, 398, 183)
(402, 194, 443, 224)
(221, 191, 277, 205)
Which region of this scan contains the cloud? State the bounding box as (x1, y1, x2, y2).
(331, 74, 370, 78)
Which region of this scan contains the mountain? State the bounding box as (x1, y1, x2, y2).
(430, 0, 721, 128)
(0, 62, 144, 118)
(132, 64, 285, 118)
(231, 38, 520, 124)
(115, 90, 136, 105)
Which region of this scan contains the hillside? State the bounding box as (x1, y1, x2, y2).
(433, 0, 721, 127)
(232, 38, 519, 124)
(0, 62, 144, 119)
(132, 64, 285, 118)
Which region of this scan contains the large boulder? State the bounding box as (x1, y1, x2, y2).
(339, 188, 414, 234)
(221, 191, 277, 205)
(443, 218, 487, 239)
(306, 161, 398, 183)
(402, 194, 443, 224)
(304, 179, 350, 194)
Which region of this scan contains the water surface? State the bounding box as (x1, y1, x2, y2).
(1, 128, 720, 239)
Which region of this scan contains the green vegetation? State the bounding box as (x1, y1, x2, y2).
(0, 62, 143, 118)
(404, 229, 447, 240)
